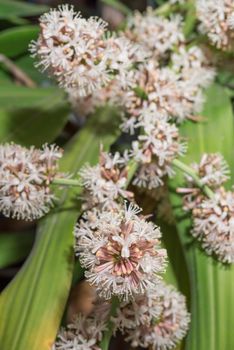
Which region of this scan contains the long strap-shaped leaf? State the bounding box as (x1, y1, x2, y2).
(0, 107, 119, 350)
(169, 84, 234, 349)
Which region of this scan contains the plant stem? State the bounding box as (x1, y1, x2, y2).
(52, 177, 81, 187)
(0, 54, 36, 88)
(172, 159, 215, 199)
(99, 297, 119, 350)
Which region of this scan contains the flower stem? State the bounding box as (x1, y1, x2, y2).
(99, 297, 119, 350)
(172, 159, 215, 199)
(52, 177, 81, 187)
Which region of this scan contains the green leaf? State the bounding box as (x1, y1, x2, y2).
(183, 1, 196, 37)
(0, 106, 119, 350)
(100, 0, 131, 15)
(169, 84, 234, 349)
(0, 0, 48, 20)
(0, 71, 12, 86)
(0, 26, 39, 58)
(160, 220, 190, 299)
(0, 86, 69, 147)
(0, 232, 34, 269)
(16, 55, 46, 84)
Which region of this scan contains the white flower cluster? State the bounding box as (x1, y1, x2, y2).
(114, 282, 190, 350)
(30, 5, 142, 97)
(125, 8, 185, 59)
(31, 6, 218, 192)
(79, 150, 133, 209)
(75, 203, 167, 300)
(189, 153, 230, 189)
(73, 144, 189, 346)
(0, 143, 62, 220)
(53, 312, 107, 350)
(179, 153, 234, 263)
(193, 188, 234, 264)
(181, 153, 230, 210)
(171, 46, 216, 96)
(127, 105, 187, 189)
(196, 0, 234, 50)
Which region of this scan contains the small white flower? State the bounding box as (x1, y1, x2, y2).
(0, 143, 62, 220)
(30, 5, 142, 98)
(79, 150, 132, 209)
(172, 45, 216, 89)
(114, 282, 190, 350)
(119, 62, 209, 123)
(179, 153, 230, 212)
(129, 108, 187, 189)
(192, 187, 234, 264)
(74, 203, 167, 300)
(30, 5, 110, 97)
(191, 153, 230, 188)
(54, 314, 107, 350)
(196, 0, 234, 50)
(125, 8, 184, 59)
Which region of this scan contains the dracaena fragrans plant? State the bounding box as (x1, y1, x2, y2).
(0, 1, 233, 350)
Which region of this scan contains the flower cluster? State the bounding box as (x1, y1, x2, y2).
(114, 282, 190, 350)
(192, 188, 234, 264)
(128, 105, 187, 189)
(0, 143, 62, 220)
(124, 8, 185, 59)
(79, 150, 133, 209)
(196, 0, 234, 50)
(181, 153, 230, 211)
(53, 299, 110, 350)
(30, 5, 142, 97)
(179, 153, 234, 263)
(31, 5, 218, 193)
(75, 203, 167, 300)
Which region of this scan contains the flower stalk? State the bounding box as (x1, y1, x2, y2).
(172, 158, 215, 199)
(52, 177, 81, 187)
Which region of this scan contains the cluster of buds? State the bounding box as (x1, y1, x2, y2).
(79, 149, 133, 210)
(0, 143, 62, 220)
(30, 5, 143, 98)
(114, 282, 190, 349)
(178, 153, 234, 263)
(196, 0, 234, 50)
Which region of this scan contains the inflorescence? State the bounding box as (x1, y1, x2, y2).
(1, 2, 233, 349)
(196, 0, 234, 50)
(0, 143, 62, 220)
(179, 153, 234, 263)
